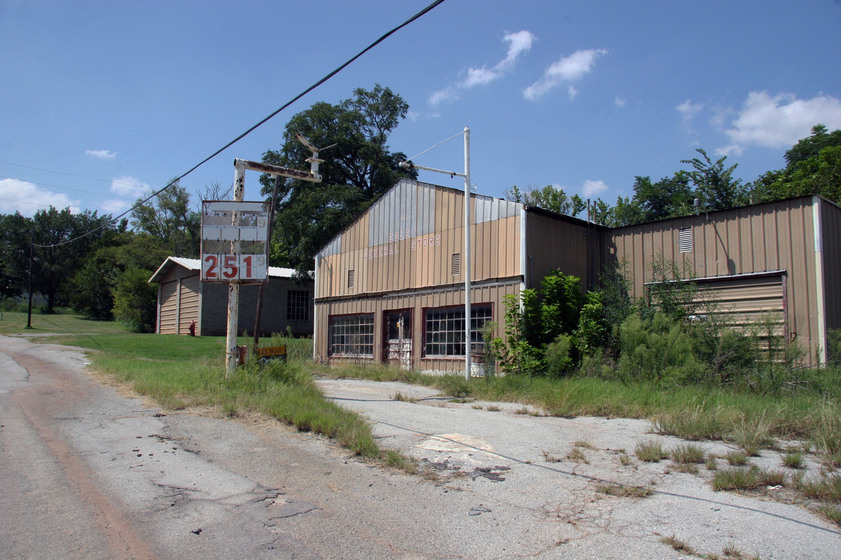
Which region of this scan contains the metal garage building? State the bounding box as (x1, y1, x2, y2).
(149, 256, 314, 337)
(313, 179, 841, 370)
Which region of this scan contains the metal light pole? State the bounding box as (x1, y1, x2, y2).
(401, 126, 472, 380)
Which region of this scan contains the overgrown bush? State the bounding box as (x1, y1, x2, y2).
(617, 312, 705, 385)
(545, 334, 574, 377)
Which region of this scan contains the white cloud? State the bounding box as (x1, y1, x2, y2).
(110, 175, 151, 198)
(429, 30, 536, 107)
(102, 199, 132, 214)
(0, 178, 80, 217)
(722, 91, 841, 151)
(614, 96, 626, 108)
(568, 86, 579, 100)
(85, 149, 117, 160)
(523, 48, 607, 101)
(582, 180, 608, 198)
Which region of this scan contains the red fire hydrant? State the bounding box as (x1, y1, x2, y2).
(188, 320, 196, 336)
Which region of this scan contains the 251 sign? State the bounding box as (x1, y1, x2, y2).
(201, 254, 267, 283)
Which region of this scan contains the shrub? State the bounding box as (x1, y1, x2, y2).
(545, 334, 574, 377)
(618, 311, 706, 385)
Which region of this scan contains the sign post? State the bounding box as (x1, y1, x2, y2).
(206, 150, 324, 378)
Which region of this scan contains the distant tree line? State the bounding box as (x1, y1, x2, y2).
(508, 124, 841, 227)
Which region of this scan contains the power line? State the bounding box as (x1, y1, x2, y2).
(32, 0, 447, 249)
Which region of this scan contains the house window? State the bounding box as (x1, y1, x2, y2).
(679, 227, 693, 253)
(329, 314, 374, 357)
(347, 269, 355, 289)
(451, 253, 461, 276)
(424, 304, 492, 357)
(286, 290, 309, 321)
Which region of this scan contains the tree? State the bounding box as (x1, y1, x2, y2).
(0, 212, 31, 300)
(30, 207, 113, 313)
(784, 124, 841, 167)
(112, 267, 158, 332)
(131, 180, 200, 257)
(70, 233, 168, 320)
(748, 125, 841, 205)
(261, 84, 416, 272)
(506, 185, 586, 217)
(681, 148, 747, 211)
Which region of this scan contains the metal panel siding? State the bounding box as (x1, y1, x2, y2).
(178, 275, 200, 335)
(316, 181, 522, 300)
(158, 281, 178, 334)
(821, 199, 841, 333)
(525, 211, 593, 290)
(606, 198, 822, 365)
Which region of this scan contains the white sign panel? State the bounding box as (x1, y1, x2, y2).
(200, 200, 270, 284)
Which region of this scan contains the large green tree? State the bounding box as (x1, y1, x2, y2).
(261, 84, 417, 272)
(0, 212, 31, 300)
(749, 124, 841, 205)
(131, 180, 200, 257)
(506, 185, 586, 218)
(30, 207, 114, 312)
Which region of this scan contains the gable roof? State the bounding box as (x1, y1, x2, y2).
(148, 256, 301, 283)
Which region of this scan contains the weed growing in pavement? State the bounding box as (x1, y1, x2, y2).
(729, 414, 773, 456)
(817, 504, 841, 527)
(597, 484, 651, 498)
(635, 440, 668, 462)
(486, 405, 501, 412)
(565, 447, 588, 464)
(782, 450, 804, 469)
(724, 451, 750, 466)
(660, 535, 697, 555)
(671, 443, 706, 465)
(619, 452, 633, 466)
(712, 465, 787, 492)
(393, 391, 418, 403)
(799, 473, 841, 502)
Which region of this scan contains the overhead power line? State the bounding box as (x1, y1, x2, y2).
(33, 0, 447, 249)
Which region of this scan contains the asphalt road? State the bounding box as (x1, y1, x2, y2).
(1, 334, 839, 559)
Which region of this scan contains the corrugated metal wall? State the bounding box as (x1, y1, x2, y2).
(820, 198, 841, 340)
(158, 280, 178, 334)
(525, 210, 602, 290)
(178, 276, 200, 335)
(316, 180, 522, 299)
(607, 198, 822, 364)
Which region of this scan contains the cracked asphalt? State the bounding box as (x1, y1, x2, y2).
(1, 335, 839, 559)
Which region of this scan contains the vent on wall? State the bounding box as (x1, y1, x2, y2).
(678, 227, 693, 253)
(451, 253, 461, 276)
(347, 269, 355, 289)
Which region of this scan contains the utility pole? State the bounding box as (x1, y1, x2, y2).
(401, 126, 472, 380)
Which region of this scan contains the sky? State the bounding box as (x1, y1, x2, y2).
(2, 0, 841, 220)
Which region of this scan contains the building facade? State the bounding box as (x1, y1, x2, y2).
(150, 257, 314, 337)
(314, 179, 841, 371)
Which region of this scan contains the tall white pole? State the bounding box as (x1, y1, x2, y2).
(463, 126, 471, 381)
(226, 161, 246, 377)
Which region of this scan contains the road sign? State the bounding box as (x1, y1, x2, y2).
(201, 200, 269, 284)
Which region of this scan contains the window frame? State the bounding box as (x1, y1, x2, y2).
(328, 313, 375, 357)
(422, 303, 493, 359)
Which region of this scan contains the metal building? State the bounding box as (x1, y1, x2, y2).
(149, 256, 314, 337)
(314, 180, 841, 371)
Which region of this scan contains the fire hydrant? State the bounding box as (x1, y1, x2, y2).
(188, 320, 196, 336)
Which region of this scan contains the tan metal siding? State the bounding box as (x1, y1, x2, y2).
(158, 281, 178, 334)
(316, 181, 522, 300)
(607, 198, 822, 364)
(178, 275, 200, 335)
(525, 211, 595, 290)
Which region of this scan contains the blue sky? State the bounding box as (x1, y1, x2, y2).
(2, 0, 841, 219)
